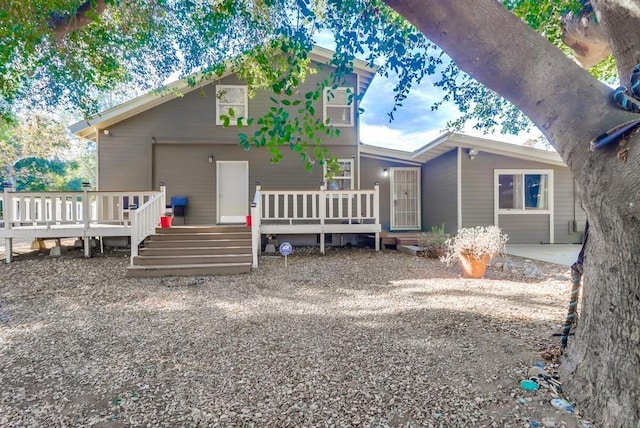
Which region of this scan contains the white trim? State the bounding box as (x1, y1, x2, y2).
(494, 169, 555, 243)
(216, 161, 249, 223)
(323, 87, 354, 127)
(359, 152, 422, 166)
(215, 85, 248, 126)
(359, 133, 566, 167)
(457, 146, 462, 230)
(389, 167, 421, 230)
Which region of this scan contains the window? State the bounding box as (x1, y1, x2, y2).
(496, 170, 551, 211)
(216, 85, 248, 125)
(323, 87, 354, 127)
(324, 159, 354, 190)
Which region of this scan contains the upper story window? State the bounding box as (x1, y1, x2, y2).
(496, 169, 552, 211)
(323, 87, 354, 127)
(324, 159, 354, 190)
(216, 85, 248, 125)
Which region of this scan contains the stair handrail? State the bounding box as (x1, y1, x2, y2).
(250, 182, 261, 268)
(130, 190, 165, 264)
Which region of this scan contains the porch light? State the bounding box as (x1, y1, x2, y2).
(208, 155, 214, 164)
(468, 149, 479, 160)
(383, 168, 388, 177)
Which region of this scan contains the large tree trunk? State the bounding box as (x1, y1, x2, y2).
(382, 1, 640, 426)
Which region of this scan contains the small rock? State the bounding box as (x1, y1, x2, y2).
(525, 267, 543, 279)
(541, 416, 556, 427)
(528, 366, 548, 378)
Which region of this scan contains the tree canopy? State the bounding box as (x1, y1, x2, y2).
(2, 0, 610, 135)
(0, 113, 94, 190)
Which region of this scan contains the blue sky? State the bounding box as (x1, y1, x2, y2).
(358, 68, 543, 151)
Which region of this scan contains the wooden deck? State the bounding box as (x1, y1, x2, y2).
(1, 187, 165, 263)
(2, 184, 385, 269)
(249, 184, 382, 266)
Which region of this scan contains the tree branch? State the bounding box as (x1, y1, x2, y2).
(562, 9, 611, 68)
(49, 0, 108, 44)
(381, 0, 633, 173)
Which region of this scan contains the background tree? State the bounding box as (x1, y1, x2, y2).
(1, 0, 639, 425)
(0, 114, 94, 190)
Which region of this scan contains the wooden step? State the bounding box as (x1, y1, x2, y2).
(126, 262, 251, 277)
(143, 239, 251, 248)
(129, 225, 253, 277)
(155, 225, 249, 234)
(396, 237, 419, 246)
(139, 246, 251, 256)
(132, 253, 252, 266)
(151, 232, 250, 241)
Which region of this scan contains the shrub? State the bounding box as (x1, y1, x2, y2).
(418, 224, 449, 259)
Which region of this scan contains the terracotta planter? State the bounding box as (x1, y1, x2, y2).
(460, 254, 491, 278)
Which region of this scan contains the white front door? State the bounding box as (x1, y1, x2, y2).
(217, 161, 249, 223)
(390, 167, 421, 230)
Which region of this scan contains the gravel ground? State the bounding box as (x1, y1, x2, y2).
(0, 245, 592, 427)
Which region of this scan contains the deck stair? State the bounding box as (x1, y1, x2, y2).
(126, 225, 252, 277)
(379, 231, 423, 249)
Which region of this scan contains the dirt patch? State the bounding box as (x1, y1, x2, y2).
(0, 247, 591, 426)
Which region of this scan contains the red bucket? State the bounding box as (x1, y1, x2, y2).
(160, 215, 172, 228)
(245, 215, 252, 227)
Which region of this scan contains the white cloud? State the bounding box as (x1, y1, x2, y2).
(360, 124, 445, 151)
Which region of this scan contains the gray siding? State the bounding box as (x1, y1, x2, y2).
(422, 149, 458, 234)
(498, 214, 550, 244)
(360, 156, 421, 231)
(98, 62, 362, 224)
(460, 152, 495, 228)
(153, 144, 357, 225)
(460, 151, 584, 244)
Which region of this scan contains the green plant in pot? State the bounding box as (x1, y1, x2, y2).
(440, 226, 508, 278)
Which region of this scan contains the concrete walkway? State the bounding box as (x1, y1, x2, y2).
(505, 244, 581, 266)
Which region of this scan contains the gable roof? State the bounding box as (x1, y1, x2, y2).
(360, 132, 566, 166)
(70, 45, 377, 141)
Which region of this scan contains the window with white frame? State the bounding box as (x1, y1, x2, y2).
(216, 85, 248, 125)
(324, 159, 354, 190)
(323, 87, 354, 127)
(496, 170, 552, 211)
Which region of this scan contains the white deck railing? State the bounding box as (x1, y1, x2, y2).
(0, 187, 162, 227)
(250, 183, 381, 266)
(1, 185, 166, 263)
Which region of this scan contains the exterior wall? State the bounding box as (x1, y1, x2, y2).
(497, 214, 550, 244)
(153, 143, 356, 225)
(360, 155, 421, 231)
(460, 151, 584, 244)
(97, 62, 362, 225)
(421, 149, 458, 234)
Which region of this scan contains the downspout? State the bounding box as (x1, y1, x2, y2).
(95, 127, 100, 190)
(356, 73, 361, 190)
